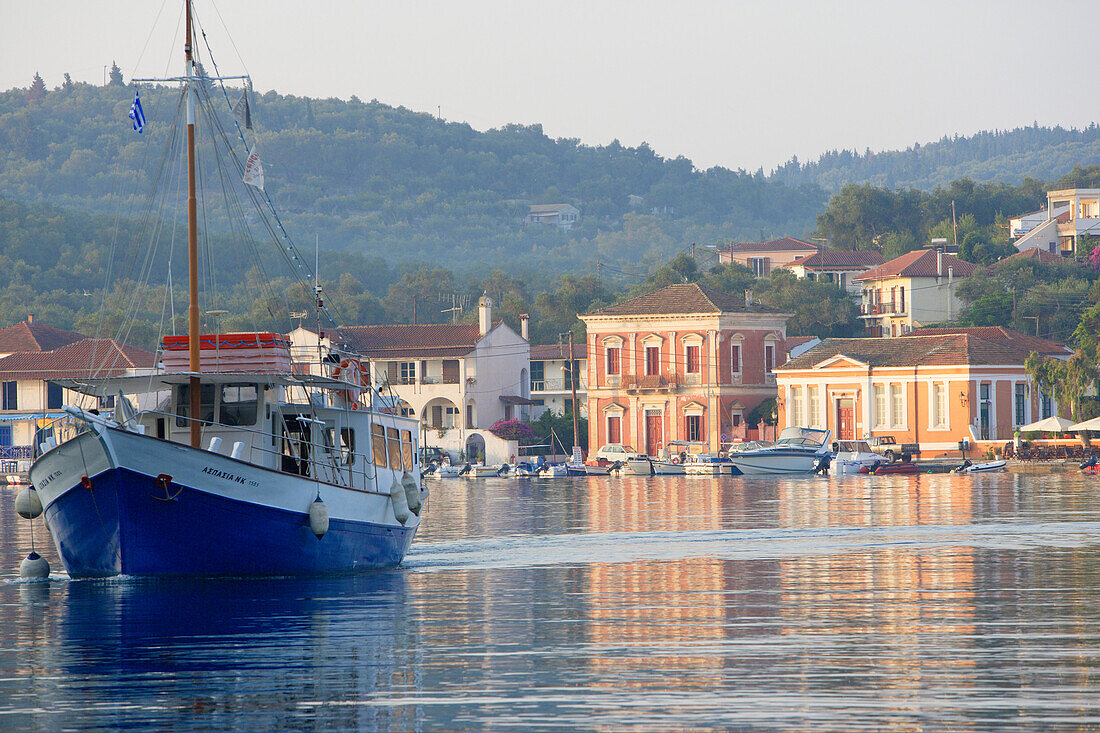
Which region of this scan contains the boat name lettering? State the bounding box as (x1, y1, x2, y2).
(38, 470, 63, 488)
(201, 466, 257, 486)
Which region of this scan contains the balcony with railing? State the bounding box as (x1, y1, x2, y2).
(531, 378, 587, 393)
(859, 301, 905, 317)
(624, 374, 679, 393)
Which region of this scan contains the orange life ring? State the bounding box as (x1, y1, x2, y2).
(340, 359, 350, 368)
(671, 456, 680, 464)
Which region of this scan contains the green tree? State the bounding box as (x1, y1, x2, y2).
(108, 61, 124, 86)
(27, 72, 46, 102)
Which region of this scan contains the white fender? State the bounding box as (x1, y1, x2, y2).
(390, 479, 410, 525)
(308, 498, 329, 539)
(402, 471, 421, 515)
(15, 487, 43, 519)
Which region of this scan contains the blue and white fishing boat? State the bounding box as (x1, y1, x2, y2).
(727, 427, 833, 475)
(25, 1, 426, 578)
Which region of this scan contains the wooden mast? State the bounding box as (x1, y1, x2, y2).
(185, 0, 201, 448)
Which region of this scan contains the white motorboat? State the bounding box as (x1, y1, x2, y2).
(470, 464, 509, 478)
(650, 460, 685, 475)
(424, 463, 462, 478)
(832, 440, 884, 476)
(728, 427, 833, 475)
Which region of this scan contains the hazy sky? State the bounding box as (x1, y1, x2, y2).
(3, 0, 1099, 172)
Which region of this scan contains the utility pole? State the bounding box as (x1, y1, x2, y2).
(596, 260, 600, 284)
(568, 331, 580, 452)
(951, 200, 958, 250)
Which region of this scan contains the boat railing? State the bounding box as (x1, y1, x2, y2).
(133, 408, 395, 494)
(38, 406, 400, 497)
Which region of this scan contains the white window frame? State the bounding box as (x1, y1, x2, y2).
(890, 383, 905, 429)
(873, 384, 887, 429)
(807, 385, 822, 429)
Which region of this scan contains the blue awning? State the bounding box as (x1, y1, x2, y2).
(0, 413, 67, 423)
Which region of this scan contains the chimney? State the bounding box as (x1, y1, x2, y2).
(937, 249, 944, 277)
(478, 295, 492, 336)
(745, 289, 753, 307)
(519, 313, 529, 341)
(26, 314, 33, 324)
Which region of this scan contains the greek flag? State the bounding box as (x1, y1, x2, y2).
(128, 90, 146, 133)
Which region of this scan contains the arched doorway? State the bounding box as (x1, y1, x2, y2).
(465, 433, 486, 463)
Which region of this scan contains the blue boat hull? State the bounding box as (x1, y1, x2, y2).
(44, 468, 417, 578)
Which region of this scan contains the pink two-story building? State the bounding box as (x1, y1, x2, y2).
(578, 283, 790, 456)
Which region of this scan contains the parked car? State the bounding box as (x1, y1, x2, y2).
(593, 444, 637, 461)
(420, 446, 451, 465)
(866, 436, 919, 463)
(866, 436, 900, 462)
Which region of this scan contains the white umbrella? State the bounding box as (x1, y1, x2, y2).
(1069, 416, 1100, 431)
(1018, 416, 1075, 432)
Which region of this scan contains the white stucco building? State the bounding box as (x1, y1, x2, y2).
(529, 342, 587, 419)
(288, 298, 532, 463)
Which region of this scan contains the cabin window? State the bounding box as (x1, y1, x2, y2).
(325, 426, 356, 465)
(387, 426, 402, 468)
(47, 382, 63, 410)
(686, 415, 702, 442)
(686, 345, 700, 374)
(401, 429, 414, 471)
(1, 381, 16, 410)
(278, 417, 311, 476)
(220, 384, 258, 426)
(175, 383, 216, 426)
(371, 423, 388, 467)
(99, 394, 116, 410)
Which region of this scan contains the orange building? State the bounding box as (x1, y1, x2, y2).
(775, 327, 1070, 456)
(579, 283, 790, 455)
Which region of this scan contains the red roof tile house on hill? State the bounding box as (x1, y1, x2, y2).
(287, 297, 531, 465)
(854, 248, 979, 337)
(579, 283, 793, 455)
(787, 249, 885, 296)
(718, 237, 820, 276)
(0, 318, 157, 467)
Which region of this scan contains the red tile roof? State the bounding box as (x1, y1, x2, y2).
(797, 250, 885, 270)
(0, 338, 156, 380)
(779, 333, 1048, 371)
(586, 283, 778, 317)
(331, 323, 486, 358)
(903, 326, 1070, 356)
(993, 247, 1068, 267)
(853, 249, 979, 281)
(724, 237, 819, 254)
(530, 343, 586, 361)
(0, 319, 87, 354)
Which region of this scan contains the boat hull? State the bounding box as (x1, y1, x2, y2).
(31, 427, 419, 578)
(728, 450, 825, 475)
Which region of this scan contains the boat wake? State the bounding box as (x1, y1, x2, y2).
(404, 520, 1100, 572)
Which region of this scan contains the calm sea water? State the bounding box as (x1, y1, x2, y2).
(3, 471, 1100, 731)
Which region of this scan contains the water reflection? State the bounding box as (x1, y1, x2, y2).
(3, 473, 1100, 730)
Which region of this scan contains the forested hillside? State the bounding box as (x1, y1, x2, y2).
(770, 125, 1100, 191)
(0, 78, 825, 279)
